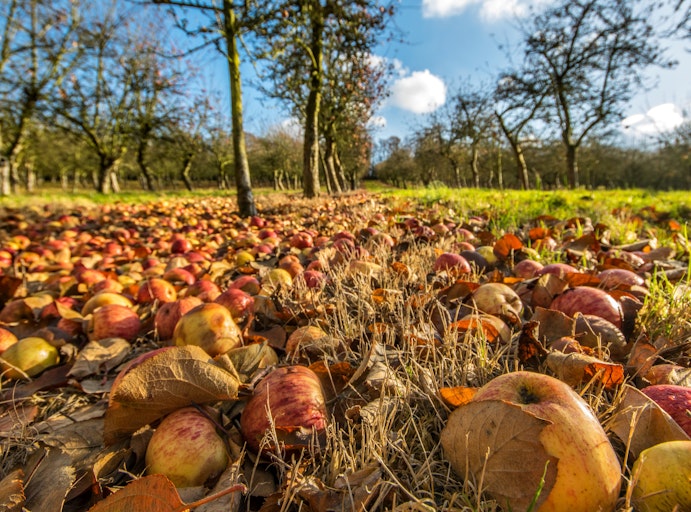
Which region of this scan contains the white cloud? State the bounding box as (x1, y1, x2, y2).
(622, 103, 686, 136)
(390, 70, 447, 114)
(368, 116, 387, 129)
(422, 0, 551, 20)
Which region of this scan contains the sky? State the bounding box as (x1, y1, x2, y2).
(226, 0, 691, 145)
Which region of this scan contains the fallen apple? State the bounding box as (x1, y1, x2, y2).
(631, 440, 691, 512)
(81, 292, 134, 316)
(136, 277, 177, 304)
(0, 336, 60, 379)
(154, 296, 203, 341)
(640, 384, 691, 437)
(87, 304, 142, 342)
(440, 371, 621, 511)
(215, 288, 254, 323)
(433, 252, 471, 275)
(173, 302, 243, 356)
(0, 327, 18, 354)
(468, 282, 523, 324)
(145, 406, 229, 488)
(240, 365, 328, 454)
(550, 286, 623, 329)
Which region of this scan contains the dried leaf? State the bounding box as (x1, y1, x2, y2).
(0, 276, 22, 310)
(608, 384, 690, 458)
(88, 474, 185, 512)
(439, 386, 477, 408)
(626, 337, 659, 377)
(532, 273, 567, 309)
(104, 345, 239, 444)
(68, 338, 131, 379)
(441, 400, 557, 511)
(644, 364, 691, 387)
(493, 233, 523, 261)
(530, 307, 576, 344)
(517, 321, 549, 363)
(0, 404, 38, 437)
(546, 352, 624, 390)
(23, 447, 75, 512)
(0, 469, 25, 512)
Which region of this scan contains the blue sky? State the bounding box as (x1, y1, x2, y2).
(222, 0, 690, 144)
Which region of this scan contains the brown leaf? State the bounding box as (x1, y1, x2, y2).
(608, 384, 691, 458)
(104, 345, 239, 444)
(517, 321, 549, 364)
(0, 404, 38, 437)
(68, 338, 131, 379)
(0, 276, 22, 310)
(440, 400, 557, 511)
(23, 447, 75, 512)
(546, 352, 624, 390)
(530, 307, 576, 344)
(88, 474, 185, 512)
(644, 364, 691, 387)
(439, 386, 477, 408)
(626, 337, 658, 377)
(310, 361, 355, 399)
(0, 469, 25, 512)
(224, 342, 279, 383)
(493, 233, 523, 261)
(531, 273, 567, 309)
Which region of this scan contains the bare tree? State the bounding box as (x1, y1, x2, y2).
(519, 0, 672, 188)
(150, 0, 257, 216)
(0, 0, 81, 195)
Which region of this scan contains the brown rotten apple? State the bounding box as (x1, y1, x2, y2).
(173, 302, 242, 356)
(441, 371, 621, 512)
(145, 406, 229, 488)
(240, 365, 328, 454)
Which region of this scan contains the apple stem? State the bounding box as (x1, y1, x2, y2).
(175, 483, 247, 512)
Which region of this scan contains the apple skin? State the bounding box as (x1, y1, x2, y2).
(240, 365, 328, 454)
(154, 296, 203, 341)
(172, 303, 242, 356)
(87, 304, 142, 342)
(136, 277, 177, 304)
(214, 288, 254, 323)
(81, 292, 134, 316)
(433, 252, 471, 274)
(631, 440, 691, 512)
(640, 385, 691, 437)
(0, 336, 60, 379)
(145, 406, 229, 488)
(442, 371, 621, 512)
(549, 286, 623, 329)
(0, 327, 18, 354)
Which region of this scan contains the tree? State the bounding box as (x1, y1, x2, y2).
(150, 0, 257, 216)
(494, 70, 549, 190)
(257, 0, 395, 198)
(519, 0, 672, 188)
(0, 0, 81, 195)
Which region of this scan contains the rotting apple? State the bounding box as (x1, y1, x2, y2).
(631, 440, 691, 512)
(136, 277, 177, 304)
(145, 406, 229, 488)
(468, 282, 523, 325)
(441, 371, 621, 512)
(240, 365, 328, 454)
(550, 286, 623, 329)
(154, 296, 204, 341)
(172, 302, 242, 356)
(640, 384, 691, 437)
(228, 275, 261, 296)
(0, 336, 60, 379)
(87, 304, 141, 342)
(81, 292, 134, 316)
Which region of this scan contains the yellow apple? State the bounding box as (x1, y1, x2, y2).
(1, 337, 60, 379)
(172, 302, 242, 356)
(631, 440, 691, 512)
(441, 371, 621, 511)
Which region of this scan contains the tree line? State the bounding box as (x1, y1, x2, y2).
(0, 0, 689, 214)
(375, 0, 690, 191)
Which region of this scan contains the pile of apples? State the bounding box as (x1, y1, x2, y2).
(0, 196, 689, 511)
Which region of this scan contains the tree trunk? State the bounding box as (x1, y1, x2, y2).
(223, 1, 257, 217)
(97, 157, 114, 194)
(302, 8, 323, 199)
(333, 146, 347, 191)
(25, 162, 36, 192)
(136, 141, 156, 192)
(470, 144, 480, 188)
(496, 148, 503, 190)
(565, 142, 579, 188)
(323, 138, 341, 194)
(0, 158, 10, 196)
(181, 153, 194, 191)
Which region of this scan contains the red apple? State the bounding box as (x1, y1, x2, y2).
(537, 263, 579, 277)
(240, 365, 328, 454)
(154, 296, 204, 341)
(441, 371, 621, 512)
(597, 268, 645, 289)
(550, 286, 623, 329)
(136, 278, 177, 304)
(184, 279, 221, 302)
(433, 252, 471, 275)
(215, 288, 254, 323)
(172, 303, 242, 356)
(145, 406, 229, 488)
(640, 385, 691, 437)
(0, 327, 18, 354)
(87, 304, 141, 342)
(228, 275, 261, 296)
(513, 259, 544, 279)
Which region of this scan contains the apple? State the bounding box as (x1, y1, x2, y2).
(285, 325, 332, 359)
(87, 304, 141, 342)
(640, 385, 691, 437)
(0, 336, 60, 379)
(475, 246, 498, 266)
(240, 365, 328, 454)
(184, 279, 221, 302)
(228, 275, 261, 296)
(215, 288, 254, 323)
(136, 277, 177, 304)
(0, 327, 18, 354)
(433, 252, 471, 275)
(81, 292, 134, 316)
(298, 269, 326, 289)
(172, 303, 242, 356)
(550, 286, 623, 329)
(261, 268, 293, 294)
(469, 283, 523, 325)
(631, 440, 691, 512)
(513, 259, 544, 279)
(596, 268, 645, 289)
(537, 263, 579, 277)
(154, 296, 204, 341)
(145, 406, 229, 488)
(441, 371, 621, 512)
